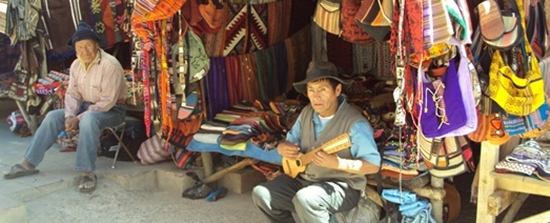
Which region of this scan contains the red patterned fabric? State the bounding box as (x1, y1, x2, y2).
(341, 0, 375, 44)
(248, 5, 268, 52)
(223, 4, 268, 56)
(98, 0, 116, 48)
(224, 4, 248, 56)
(142, 46, 152, 137)
(389, 0, 423, 114)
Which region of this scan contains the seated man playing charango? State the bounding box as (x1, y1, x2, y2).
(252, 61, 381, 222)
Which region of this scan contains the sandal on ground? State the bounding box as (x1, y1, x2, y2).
(78, 174, 97, 193)
(3, 164, 39, 179)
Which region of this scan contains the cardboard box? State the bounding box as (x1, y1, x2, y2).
(218, 167, 266, 194)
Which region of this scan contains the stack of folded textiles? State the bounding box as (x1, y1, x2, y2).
(33, 70, 70, 95)
(218, 112, 287, 151)
(203, 101, 288, 151)
(495, 139, 550, 181)
(213, 101, 258, 123)
(194, 101, 260, 146)
(193, 120, 228, 145)
(198, 100, 305, 151)
(381, 189, 436, 223)
(381, 160, 420, 179)
(379, 131, 430, 189)
(382, 137, 428, 173)
(48, 70, 70, 81)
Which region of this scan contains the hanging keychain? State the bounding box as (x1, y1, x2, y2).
(393, 0, 407, 127)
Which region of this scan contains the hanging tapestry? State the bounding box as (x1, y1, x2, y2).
(40, 0, 91, 53)
(225, 55, 243, 106)
(205, 58, 231, 120)
(93, 0, 120, 48)
(248, 2, 268, 51)
(223, 4, 268, 56)
(223, 4, 247, 56)
(239, 53, 260, 103)
(196, 0, 227, 58)
(327, 33, 353, 75)
(267, 0, 291, 46)
(353, 41, 392, 78)
(201, 20, 226, 57)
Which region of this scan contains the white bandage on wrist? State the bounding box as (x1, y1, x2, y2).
(337, 157, 363, 171)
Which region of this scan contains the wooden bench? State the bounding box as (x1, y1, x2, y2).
(476, 140, 550, 222)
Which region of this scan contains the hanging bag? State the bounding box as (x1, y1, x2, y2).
(198, 0, 226, 31)
(530, 0, 550, 58)
(487, 0, 544, 116)
(477, 0, 505, 41)
(501, 56, 550, 138)
(417, 129, 468, 178)
(137, 135, 171, 165)
(313, 0, 342, 36)
(419, 59, 468, 138)
(476, 0, 523, 50)
(354, 0, 392, 41)
(501, 98, 550, 137)
(428, 0, 454, 45)
(435, 38, 477, 137)
(485, 113, 511, 145)
(467, 109, 489, 142)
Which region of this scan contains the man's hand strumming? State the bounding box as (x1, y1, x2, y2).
(277, 141, 301, 160)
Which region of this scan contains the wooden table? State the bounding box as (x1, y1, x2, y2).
(476, 140, 550, 223)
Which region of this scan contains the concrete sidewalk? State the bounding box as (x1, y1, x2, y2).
(0, 99, 265, 223)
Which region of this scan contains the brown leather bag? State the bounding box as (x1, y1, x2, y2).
(467, 109, 489, 143)
(485, 113, 511, 145)
(198, 0, 226, 31)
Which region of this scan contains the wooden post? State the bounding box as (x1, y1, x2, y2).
(476, 141, 500, 223)
(201, 152, 214, 178)
(430, 176, 444, 223)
